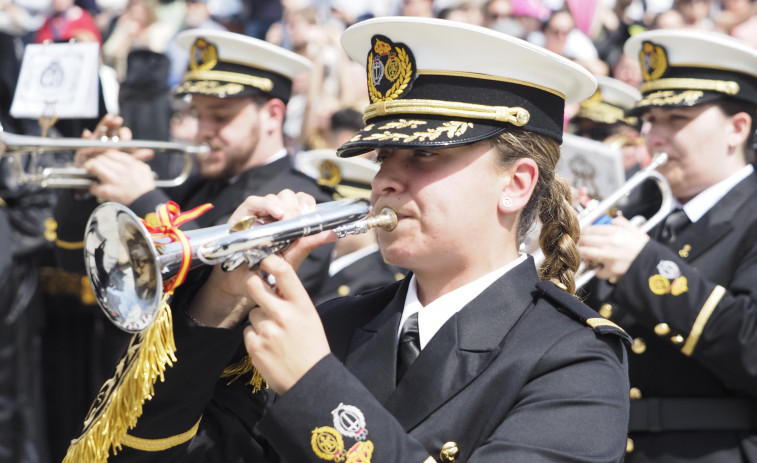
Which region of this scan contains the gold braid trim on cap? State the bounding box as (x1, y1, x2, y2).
(681, 285, 726, 356)
(640, 78, 740, 96)
(363, 99, 530, 127)
(62, 293, 177, 463)
(121, 417, 201, 451)
(183, 70, 274, 92)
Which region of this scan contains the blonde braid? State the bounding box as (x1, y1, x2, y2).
(537, 175, 581, 294)
(490, 129, 581, 293)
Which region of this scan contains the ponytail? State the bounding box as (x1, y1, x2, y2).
(490, 129, 581, 293)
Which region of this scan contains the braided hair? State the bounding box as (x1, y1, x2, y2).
(490, 129, 581, 294)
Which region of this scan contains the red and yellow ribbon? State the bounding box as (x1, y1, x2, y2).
(140, 201, 213, 292)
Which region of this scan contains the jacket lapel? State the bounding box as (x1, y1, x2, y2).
(385, 258, 540, 431)
(344, 278, 410, 404)
(675, 173, 756, 262)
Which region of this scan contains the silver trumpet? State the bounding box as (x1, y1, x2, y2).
(573, 152, 674, 288)
(84, 198, 397, 333)
(0, 123, 209, 188)
(533, 152, 674, 289)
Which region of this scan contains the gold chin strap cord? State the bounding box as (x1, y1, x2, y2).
(363, 99, 531, 127)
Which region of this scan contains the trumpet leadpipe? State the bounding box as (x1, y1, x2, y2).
(84, 198, 396, 333)
(333, 207, 397, 238)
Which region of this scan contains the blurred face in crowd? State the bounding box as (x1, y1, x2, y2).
(543, 11, 574, 56)
(485, 0, 512, 25)
(643, 103, 747, 203)
(52, 0, 74, 13)
(191, 95, 265, 180)
(674, 0, 711, 27)
(401, 0, 434, 17)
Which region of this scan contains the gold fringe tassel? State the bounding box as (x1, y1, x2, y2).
(62, 294, 177, 463)
(221, 355, 266, 393)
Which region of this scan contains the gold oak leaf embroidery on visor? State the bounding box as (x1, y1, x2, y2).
(175, 81, 245, 96)
(357, 121, 474, 143)
(636, 90, 705, 108)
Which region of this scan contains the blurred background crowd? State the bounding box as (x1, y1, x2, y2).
(0, 0, 755, 462)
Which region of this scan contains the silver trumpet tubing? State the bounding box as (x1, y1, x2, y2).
(532, 152, 674, 290)
(84, 198, 397, 333)
(0, 124, 209, 188)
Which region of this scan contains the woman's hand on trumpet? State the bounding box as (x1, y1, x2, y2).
(243, 252, 330, 395)
(186, 190, 337, 330)
(578, 215, 650, 282)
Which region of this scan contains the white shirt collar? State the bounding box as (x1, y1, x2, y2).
(682, 164, 753, 223)
(328, 243, 381, 276)
(266, 148, 288, 164)
(398, 254, 527, 349)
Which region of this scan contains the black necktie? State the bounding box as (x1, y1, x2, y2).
(659, 208, 691, 244)
(397, 312, 420, 384)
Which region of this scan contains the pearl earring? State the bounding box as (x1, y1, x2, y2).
(500, 196, 513, 208)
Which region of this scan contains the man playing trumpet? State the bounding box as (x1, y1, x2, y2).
(48, 29, 335, 461)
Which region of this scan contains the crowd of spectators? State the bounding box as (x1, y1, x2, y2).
(1, 0, 756, 153)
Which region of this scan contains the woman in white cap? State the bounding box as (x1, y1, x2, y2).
(70, 17, 631, 463)
(579, 29, 757, 463)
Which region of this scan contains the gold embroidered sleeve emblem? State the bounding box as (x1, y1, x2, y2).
(312, 426, 346, 461)
(649, 274, 671, 295)
(345, 440, 375, 463)
(671, 276, 688, 296)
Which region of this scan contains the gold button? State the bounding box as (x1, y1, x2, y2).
(631, 337, 646, 354)
(629, 387, 642, 400)
(626, 437, 634, 453)
(395, 272, 406, 281)
(599, 303, 613, 318)
(654, 323, 671, 336)
(670, 334, 685, 345)
(440, 442, 459, 462)
(337, 285, 351, 296)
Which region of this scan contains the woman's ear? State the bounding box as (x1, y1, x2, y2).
(498, 157, 539, 213)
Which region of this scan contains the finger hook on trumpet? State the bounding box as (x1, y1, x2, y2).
(84, 198, 397, 333)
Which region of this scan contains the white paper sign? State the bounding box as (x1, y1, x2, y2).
(10, 42, 100, 120)
(556, 133, 626, 200)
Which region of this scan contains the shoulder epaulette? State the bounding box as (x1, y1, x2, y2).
(535, 281, 632, 345)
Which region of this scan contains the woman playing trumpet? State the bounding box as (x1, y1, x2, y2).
(68, 17, 631, 463)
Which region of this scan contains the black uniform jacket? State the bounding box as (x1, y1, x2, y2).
(311, 248, 407, 306)
(584, 171, 757, 462)
(108, 257, 631, 463)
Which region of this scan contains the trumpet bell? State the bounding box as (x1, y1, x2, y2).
(85, 203, 162, 333)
